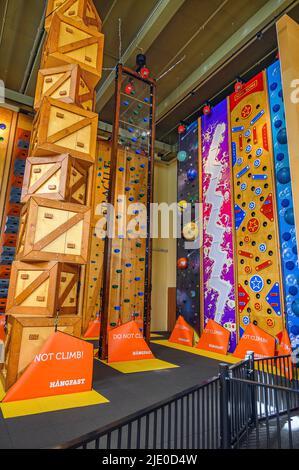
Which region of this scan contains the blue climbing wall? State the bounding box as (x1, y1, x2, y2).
(267, 60, 299, 348)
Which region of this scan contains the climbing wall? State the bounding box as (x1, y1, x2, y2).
(177, 121, 200, 332)
(100, 65, 156, 358)
(267, 60, 299, 347)
(199, 99, 237, 351)
(230, 71, 284, 340)
(0, 112, 32, 315)
(107, 147, 148, 332)
(83, 139, 111, 332)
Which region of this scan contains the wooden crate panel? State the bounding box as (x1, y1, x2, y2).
(1, 315, 81, 391)
(35, 64, 95, 112)
(30, 97, 98, 165)
(21, 154, 88, 205)
(45, 0, 102, 32)
(6, 261, 80, 316)
(16, 197, 90, 265)
(42, 12, 104, 87)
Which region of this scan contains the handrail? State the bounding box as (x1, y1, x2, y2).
(54, 375, 220, 449)
(230, 377, 299, 394)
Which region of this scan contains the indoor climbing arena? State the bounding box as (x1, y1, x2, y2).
(1, 0, 299, 455)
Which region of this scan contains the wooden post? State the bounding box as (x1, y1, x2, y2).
(277, 15, 299, 244)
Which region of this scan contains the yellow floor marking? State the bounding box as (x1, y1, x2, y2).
(151, 340, 240, 364)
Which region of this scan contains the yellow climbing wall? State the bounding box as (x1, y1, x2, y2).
(230, 71, 284, 339)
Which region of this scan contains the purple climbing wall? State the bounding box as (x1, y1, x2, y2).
(200, 99, 237, 351)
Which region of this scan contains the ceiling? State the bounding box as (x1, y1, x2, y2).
(1, 0, 299, 159)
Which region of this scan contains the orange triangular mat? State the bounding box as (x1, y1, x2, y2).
(169, 316, 194, 347)
(197, 319, 230, 355)
(84, 318, 101, 338)
(3, 331, 94, 403)
(108, 321, 154, 363)
(278, 329, 293, 379)
(233, 323, 275, 360)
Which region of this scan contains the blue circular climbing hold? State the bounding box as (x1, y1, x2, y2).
(278, 89, 283, 99)
(187, 168, 198, 182)
(274, 119, 282, 129)
(249, 201, 256, 210)
(246, 145, 252, 154)
(289, 286, 298, 296)
(286, 261, 295, 271)
(0, 123, 6, 130)
(277, 128, 288, 145)
(244, 130, 251, 138)
(259, 244, 267, 253)
(250, 275, 264, 293)
(270, 82, 278, 91)
(256, 148, 263, 157)
(277, 167, 291, 185)
(277, 153, 285, 162)
(283, 232, 292, 241)
(254, 159, 261, 168)
(292, 300, 299, 317)
(273, 104, 280, 113)
(285, 207, 295, 226)
(177, 151, 187, 162)
(119, 167, 125, 172)
(291, 325, 299, 335)
(114, 249, 120, 254)
(241, 183, 247, 191)
(282, 199, 290, 208)
(255, 188, 262, 196)
(293, 245, 298, 255)
(237, 158, 243, 165)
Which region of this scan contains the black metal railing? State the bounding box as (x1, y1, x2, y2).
(56, 377, 221, 450)
(56, 353, 299, 450)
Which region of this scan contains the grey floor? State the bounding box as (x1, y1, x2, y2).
(0, 337, 224, 449)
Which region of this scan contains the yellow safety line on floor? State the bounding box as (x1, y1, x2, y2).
(99, 358, 179, 374)
(0, 389, 109, 419)
(151, 340, 240, 365)
(83, 334, 164, 341)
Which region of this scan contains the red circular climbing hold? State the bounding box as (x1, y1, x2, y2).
(125, 82, 134, 95)
(177, 258, 188, 270)
(140, 67, 150, 79)
(247, 218, 260, 234)
(235, 81, 243, 93)
(203, 104, 211, 116)
(178, 124, 186, 135)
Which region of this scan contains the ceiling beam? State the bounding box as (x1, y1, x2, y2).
(4, 88, 176, 158)
(156, 0, 295, 122)
(96, 0, 186, 111)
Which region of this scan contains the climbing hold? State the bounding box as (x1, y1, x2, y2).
(177, 258, 188, 270)
(177, 150, 187, 162)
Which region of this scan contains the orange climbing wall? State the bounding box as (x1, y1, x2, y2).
(107, 147, 148, 332)
(230, 71, 284, 340)
(83, 139, 111, 332)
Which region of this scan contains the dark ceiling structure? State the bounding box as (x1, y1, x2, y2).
(1, 0, 299, 160)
